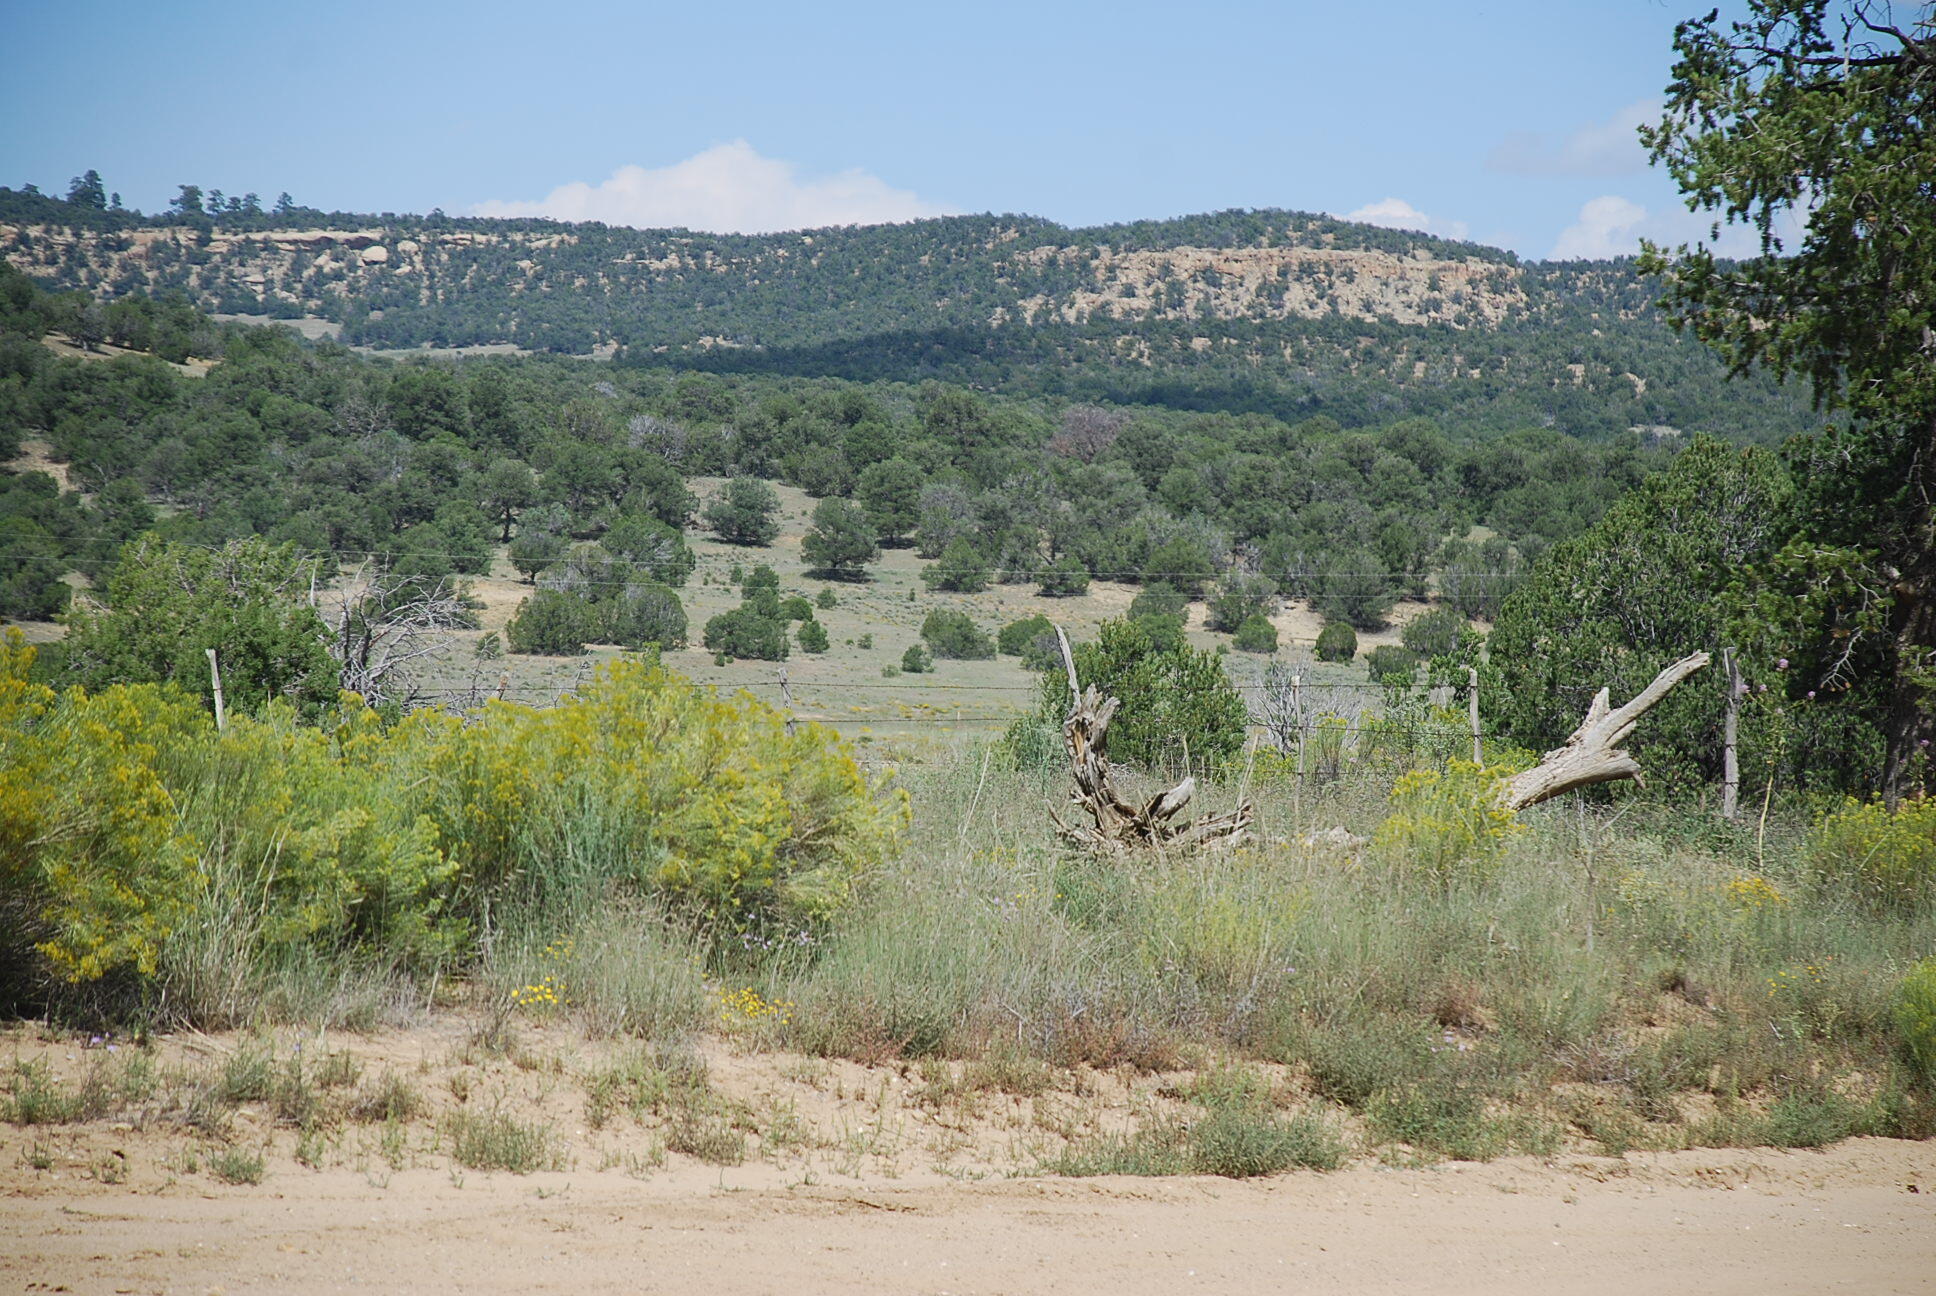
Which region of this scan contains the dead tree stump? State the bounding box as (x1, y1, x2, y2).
(1048, 627, 1252, 852)
(1499, 651, 1711, 811)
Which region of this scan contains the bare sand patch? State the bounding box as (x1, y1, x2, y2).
(0, 1016, 1928, 1296)
(4, 437, 80, 494)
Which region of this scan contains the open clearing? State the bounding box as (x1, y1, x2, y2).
(1, 474, 1419, 741)
(1, 1022, 1931, 1295)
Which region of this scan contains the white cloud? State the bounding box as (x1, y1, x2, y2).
(1487, 98, 1658, 177)
(472, 141, 950, 234)
(1549, 195, 1649, 258)
(1339, 197, 1470, 241)
(1549, 194, 1808, 260)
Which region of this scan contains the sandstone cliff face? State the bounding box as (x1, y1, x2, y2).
(1001, 243, 1525, 329)
(0, 224, 582, 317)
(0, 220, 1528, 335)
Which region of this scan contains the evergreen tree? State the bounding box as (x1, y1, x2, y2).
(801, 497, 879, 580)
(1638, 1, 1936, 799)
(703, 476, 782, 546)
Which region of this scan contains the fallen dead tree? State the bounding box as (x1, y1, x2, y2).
(1499, 651, 1711, 811)
(1048, 627, 1253, 853)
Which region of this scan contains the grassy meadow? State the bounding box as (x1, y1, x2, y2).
(410, 478, 1416, 741)
(4, 479, 1932, 1183)
(5, 714, 1932, 1180)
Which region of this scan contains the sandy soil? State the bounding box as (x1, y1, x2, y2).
(1, 1020, 1932, 1294)
(4, 437, 81, 495)
(5, 1135, 1930, 1294)
(38, 333, 213, 376)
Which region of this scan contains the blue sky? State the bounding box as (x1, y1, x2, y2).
(2, 0, 1764, 259)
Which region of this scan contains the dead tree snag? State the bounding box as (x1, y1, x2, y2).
(1048, 627, 1253, 852)
(1500, 651, 1711, 811)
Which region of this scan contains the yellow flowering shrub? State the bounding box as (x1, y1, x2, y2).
(1371, 759, 1522, 882)
(412, 659, 907, 930)
(1808, 796, 1936, 908)
(714, 985, 794, 1029)
(0, 639, 904, 1007)
(0, 662, 205, 979)
(1726, 874, 1789, 913)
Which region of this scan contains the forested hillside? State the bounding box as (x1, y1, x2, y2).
(0, 255, 1661, 633)
(0, 184, 1811, 442)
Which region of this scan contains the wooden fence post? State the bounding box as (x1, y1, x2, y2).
(1468, 665, 1483, 765)
(1721, 646, 1741, 821)
(1291, 670, 1304, 826)
(205, 648, 227, 732)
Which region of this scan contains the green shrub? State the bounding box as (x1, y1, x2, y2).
(1207, 573, 1276, 633)
(1896, 959, 1936, 1085)
(63, 535, 339, 717)
(801, 496, 879, 579)
(702, 477, 781, 546)
(1232, 613, 1278, 654)
(901, 643, 933, 674)
(1315, 621, 1357, 662)
(1143, 537, 1216, 599)
(1486, 438, 1809, 792)
(1000, 615, 1061, 670)
(1131, 612, 1185, 653)
(1036, 553, 1091, 597)
(1033, 619, 1246, 775)
(796, 619, 829, 653)
(604, 582, 687, 651)
(507, 589, 594, 655)
(1129, 582, 1187, 621)
(779, 595, 815, 622)
(815, 587, 838, 610)
(0, 647, 906, 1014)
(1311, 546, 1397, 630)
(1401, 605, 1467, 658)
(921, 608, 995, 660)
(1366, 644, 1420, 686)
(702, 606, 789, 661)
(1809, 798, 1936, 908)
(600, 514, 697, 588)
(923, 536, 989, 592)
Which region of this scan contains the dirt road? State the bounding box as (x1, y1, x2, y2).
(6, 1138, 1932, 1295)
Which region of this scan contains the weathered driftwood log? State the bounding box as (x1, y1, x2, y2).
(1049, 627, 1253, 852)
(1499, 651, 1711, 811)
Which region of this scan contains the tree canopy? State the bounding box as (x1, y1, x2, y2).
(1639, 0, 1936, 799)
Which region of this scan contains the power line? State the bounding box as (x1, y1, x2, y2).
(0, 537, 1529, 584)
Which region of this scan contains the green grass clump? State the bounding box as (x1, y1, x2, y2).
(1, 1059, 81, 1125)
(349, 1070, 423, 1124)
(1895, 958, 1936, 1085)
(446, 1108, 562, 1174)
(581, 1042, 748, 1164)
(582, 1042, 710, 1129)
(208, 1145, 266, 1185)
(1366, 1081, 1556, 1162)
(493, 906, 710, 1040)
(1050, 1068, 1345, 1178)
(666, 1113, 748, 1166)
